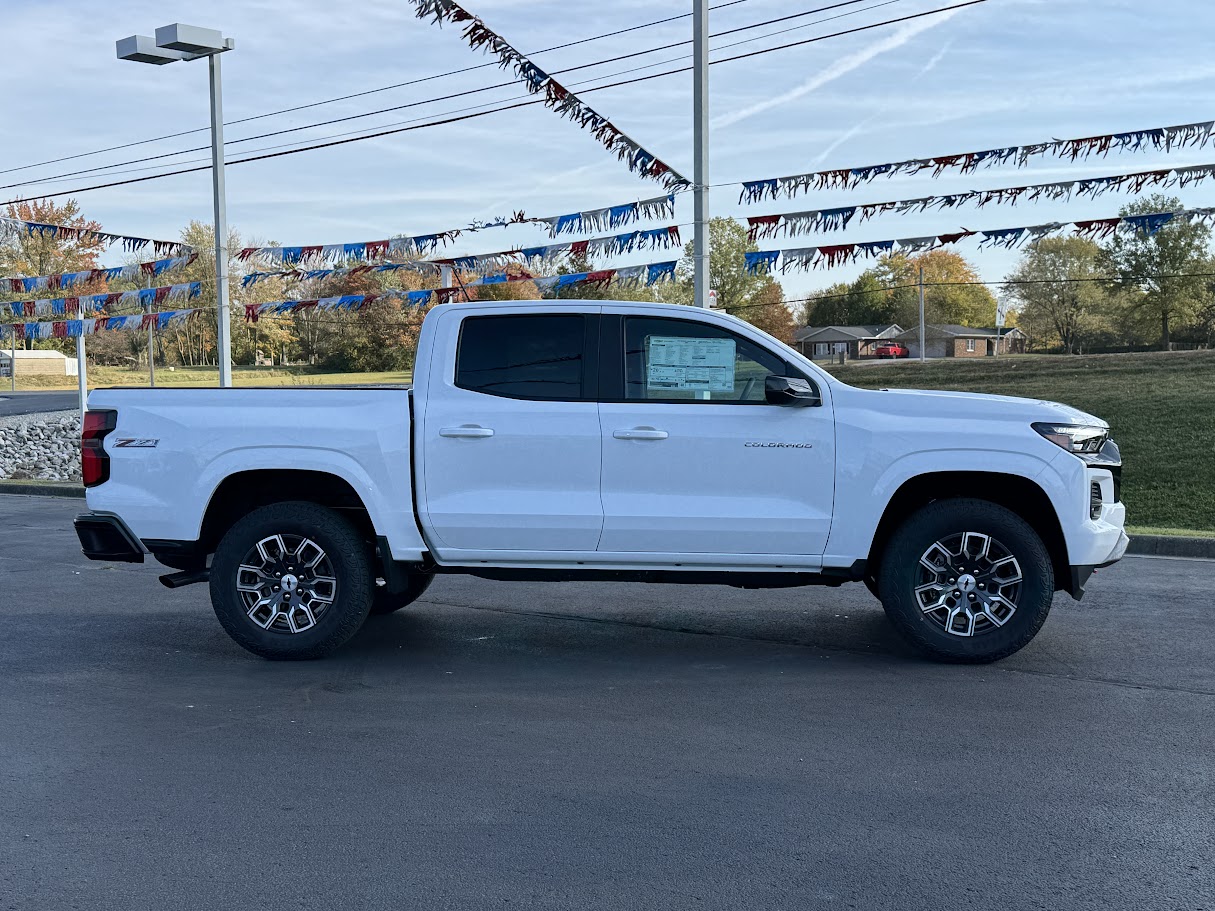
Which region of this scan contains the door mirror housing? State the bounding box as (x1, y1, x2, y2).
(765, 375, 821, 407)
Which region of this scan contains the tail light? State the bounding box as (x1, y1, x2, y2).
(82, 410, 117, 488)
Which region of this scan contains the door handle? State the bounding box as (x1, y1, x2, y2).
(613, 428, 669, 441)
(440, 426, 495, 439)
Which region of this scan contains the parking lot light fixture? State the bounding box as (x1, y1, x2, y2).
(116, 24, 235, 388)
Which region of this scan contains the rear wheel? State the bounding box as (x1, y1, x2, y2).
(209, 501, 373, 660)
(878, 498, 1055, 663)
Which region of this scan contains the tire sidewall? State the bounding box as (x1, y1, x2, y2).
(210, 502, 373, 659)
(879, 498, 1055, 663)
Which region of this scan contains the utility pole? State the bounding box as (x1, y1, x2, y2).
(918, 266, 926, 364)
(209, 52, 233, 387)
(147, 272, 157, 386)
(9, 330, 15, 392)
(692, 0, 710, 308)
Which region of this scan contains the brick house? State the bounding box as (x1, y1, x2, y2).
(893, 325, 1028, 359)
(793, 324, 903, 360)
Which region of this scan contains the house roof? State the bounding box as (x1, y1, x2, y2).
(794, 324, 901, 343)
(893, 324, 1027, 340)
(1, 349, 71, 359)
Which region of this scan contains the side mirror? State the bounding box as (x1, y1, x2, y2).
(765, 375, 821, 407)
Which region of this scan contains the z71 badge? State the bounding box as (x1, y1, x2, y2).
(113, 438, 159, 448)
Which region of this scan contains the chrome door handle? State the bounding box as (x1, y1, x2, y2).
(613, 428, 668, 441)
(440, 426, 495, 439)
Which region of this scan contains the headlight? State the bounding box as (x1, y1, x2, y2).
(1032, 422, 1109, 455)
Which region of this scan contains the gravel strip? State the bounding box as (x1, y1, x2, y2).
(0, 410, 81, 481)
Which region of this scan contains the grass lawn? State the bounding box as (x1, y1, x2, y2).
(11, 365, 413, 389)
(825, 350, 1215, 532)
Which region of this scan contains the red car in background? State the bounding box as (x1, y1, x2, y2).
(875, 341, 910, 359)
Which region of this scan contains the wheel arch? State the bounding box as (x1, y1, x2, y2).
(199, 469, 377, 553)
(867, 471, 1069, 592)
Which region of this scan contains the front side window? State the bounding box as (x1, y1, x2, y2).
(624, 316, 790, 404)
(966, 339, 976, 352)
(456, 314, 586, 400)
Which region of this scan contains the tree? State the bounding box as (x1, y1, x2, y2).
(1099, 194, 1212, 350)
(741, 282, 796, 344)
(1, 199, 109, 354)
(1005, 236, 1113, 353)
(874, 249, 998, 328)
(665, 217, 785, 313)
(802, 249, 996, 330)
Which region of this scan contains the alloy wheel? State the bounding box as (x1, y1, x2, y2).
(914, 532, 1023, 637)
(236, 534, 337, 634)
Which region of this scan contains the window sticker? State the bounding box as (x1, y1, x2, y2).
(646, 336, 736, 392)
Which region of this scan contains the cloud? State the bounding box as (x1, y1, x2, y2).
(711, 8, 965, 130)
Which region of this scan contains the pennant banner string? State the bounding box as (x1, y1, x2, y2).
(744, 163, 1215, 241)
(1, 282, 204, 319)
(409, 0, 690, 191)
(241, 258, 679, 322)
(1, 253, 198, 294)
(743, 208, 1214, 272)
(1, 308, 201, 341)
(736, 120, 1215, 203)
(0, 215, 193, 257)
(241, 226, 684, 286)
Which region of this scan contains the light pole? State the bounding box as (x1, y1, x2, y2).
(692, 0, 710, 308)
(117, 24, 235, 388)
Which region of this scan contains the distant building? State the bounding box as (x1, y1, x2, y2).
(0, 349, 79, 378)
(892, 325, 1028, 359)
(794, 324, 903, 360)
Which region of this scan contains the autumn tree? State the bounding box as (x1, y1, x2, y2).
(1005, 237, 1114, 353)
(662, 217, 785, 313)
(1099, 194, 1212, 349)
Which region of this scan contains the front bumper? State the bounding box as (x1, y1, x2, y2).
(74, 513, 146, 563)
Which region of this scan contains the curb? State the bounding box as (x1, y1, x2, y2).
(0, 482, 85, 499)
(1127, 534, 1215, 559)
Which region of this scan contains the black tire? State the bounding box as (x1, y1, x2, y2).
(370, 572, 435, 615)
(209, 501, 373, 660)
(878, 498, 1055, 664)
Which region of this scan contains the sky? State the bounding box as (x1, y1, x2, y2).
(4, 0, 1215, 307)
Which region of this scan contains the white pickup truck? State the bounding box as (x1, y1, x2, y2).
(74, 299, 1128, 663)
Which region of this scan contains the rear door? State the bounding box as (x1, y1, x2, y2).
(597, 312, 835, 557)
(419, 308, 603, 554)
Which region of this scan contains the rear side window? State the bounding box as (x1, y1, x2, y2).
(456, 314, 587, 401)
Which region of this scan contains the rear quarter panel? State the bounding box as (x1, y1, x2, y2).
(84, 387, 427, 560)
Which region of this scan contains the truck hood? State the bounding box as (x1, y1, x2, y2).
(848, 386, 1108, 429)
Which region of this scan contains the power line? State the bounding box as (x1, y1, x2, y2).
(0, 0, 904, 192)
(3, 0, 980, 205)
(0, 0, 760, 179)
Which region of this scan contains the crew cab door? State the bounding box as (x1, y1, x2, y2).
(597, 312, 835, 556)
(417, 307, 603, 554)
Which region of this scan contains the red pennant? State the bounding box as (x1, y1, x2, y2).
(53, 321, 67, 338)
(746, 216, 782, 243)
(244, 304, 261, 323)
(300, 245, 322, 261)
(64, 297, 79, 313)
(570, 240, 590, 257)
(237, 247, 259, 261)
(586, 269, 616, 288)
(365, 240, 389, 259)
(154, 286, 170, 304)
(938, 230, 977, 245)
(23, 301, 36, 317)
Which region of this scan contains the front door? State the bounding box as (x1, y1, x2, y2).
(421, 310, 602, 553)
(597, 314, 835, 557)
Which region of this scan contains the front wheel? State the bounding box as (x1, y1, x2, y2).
(878, 498, 1055, 663)
(209, 501, 373, 660)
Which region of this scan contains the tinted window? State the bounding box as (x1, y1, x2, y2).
(624, 316, 789, 403)
(456, 314, 586, 400)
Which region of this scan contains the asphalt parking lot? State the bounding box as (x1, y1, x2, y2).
(2, 495, 1212, 910)
(0, 391, 78, 417)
